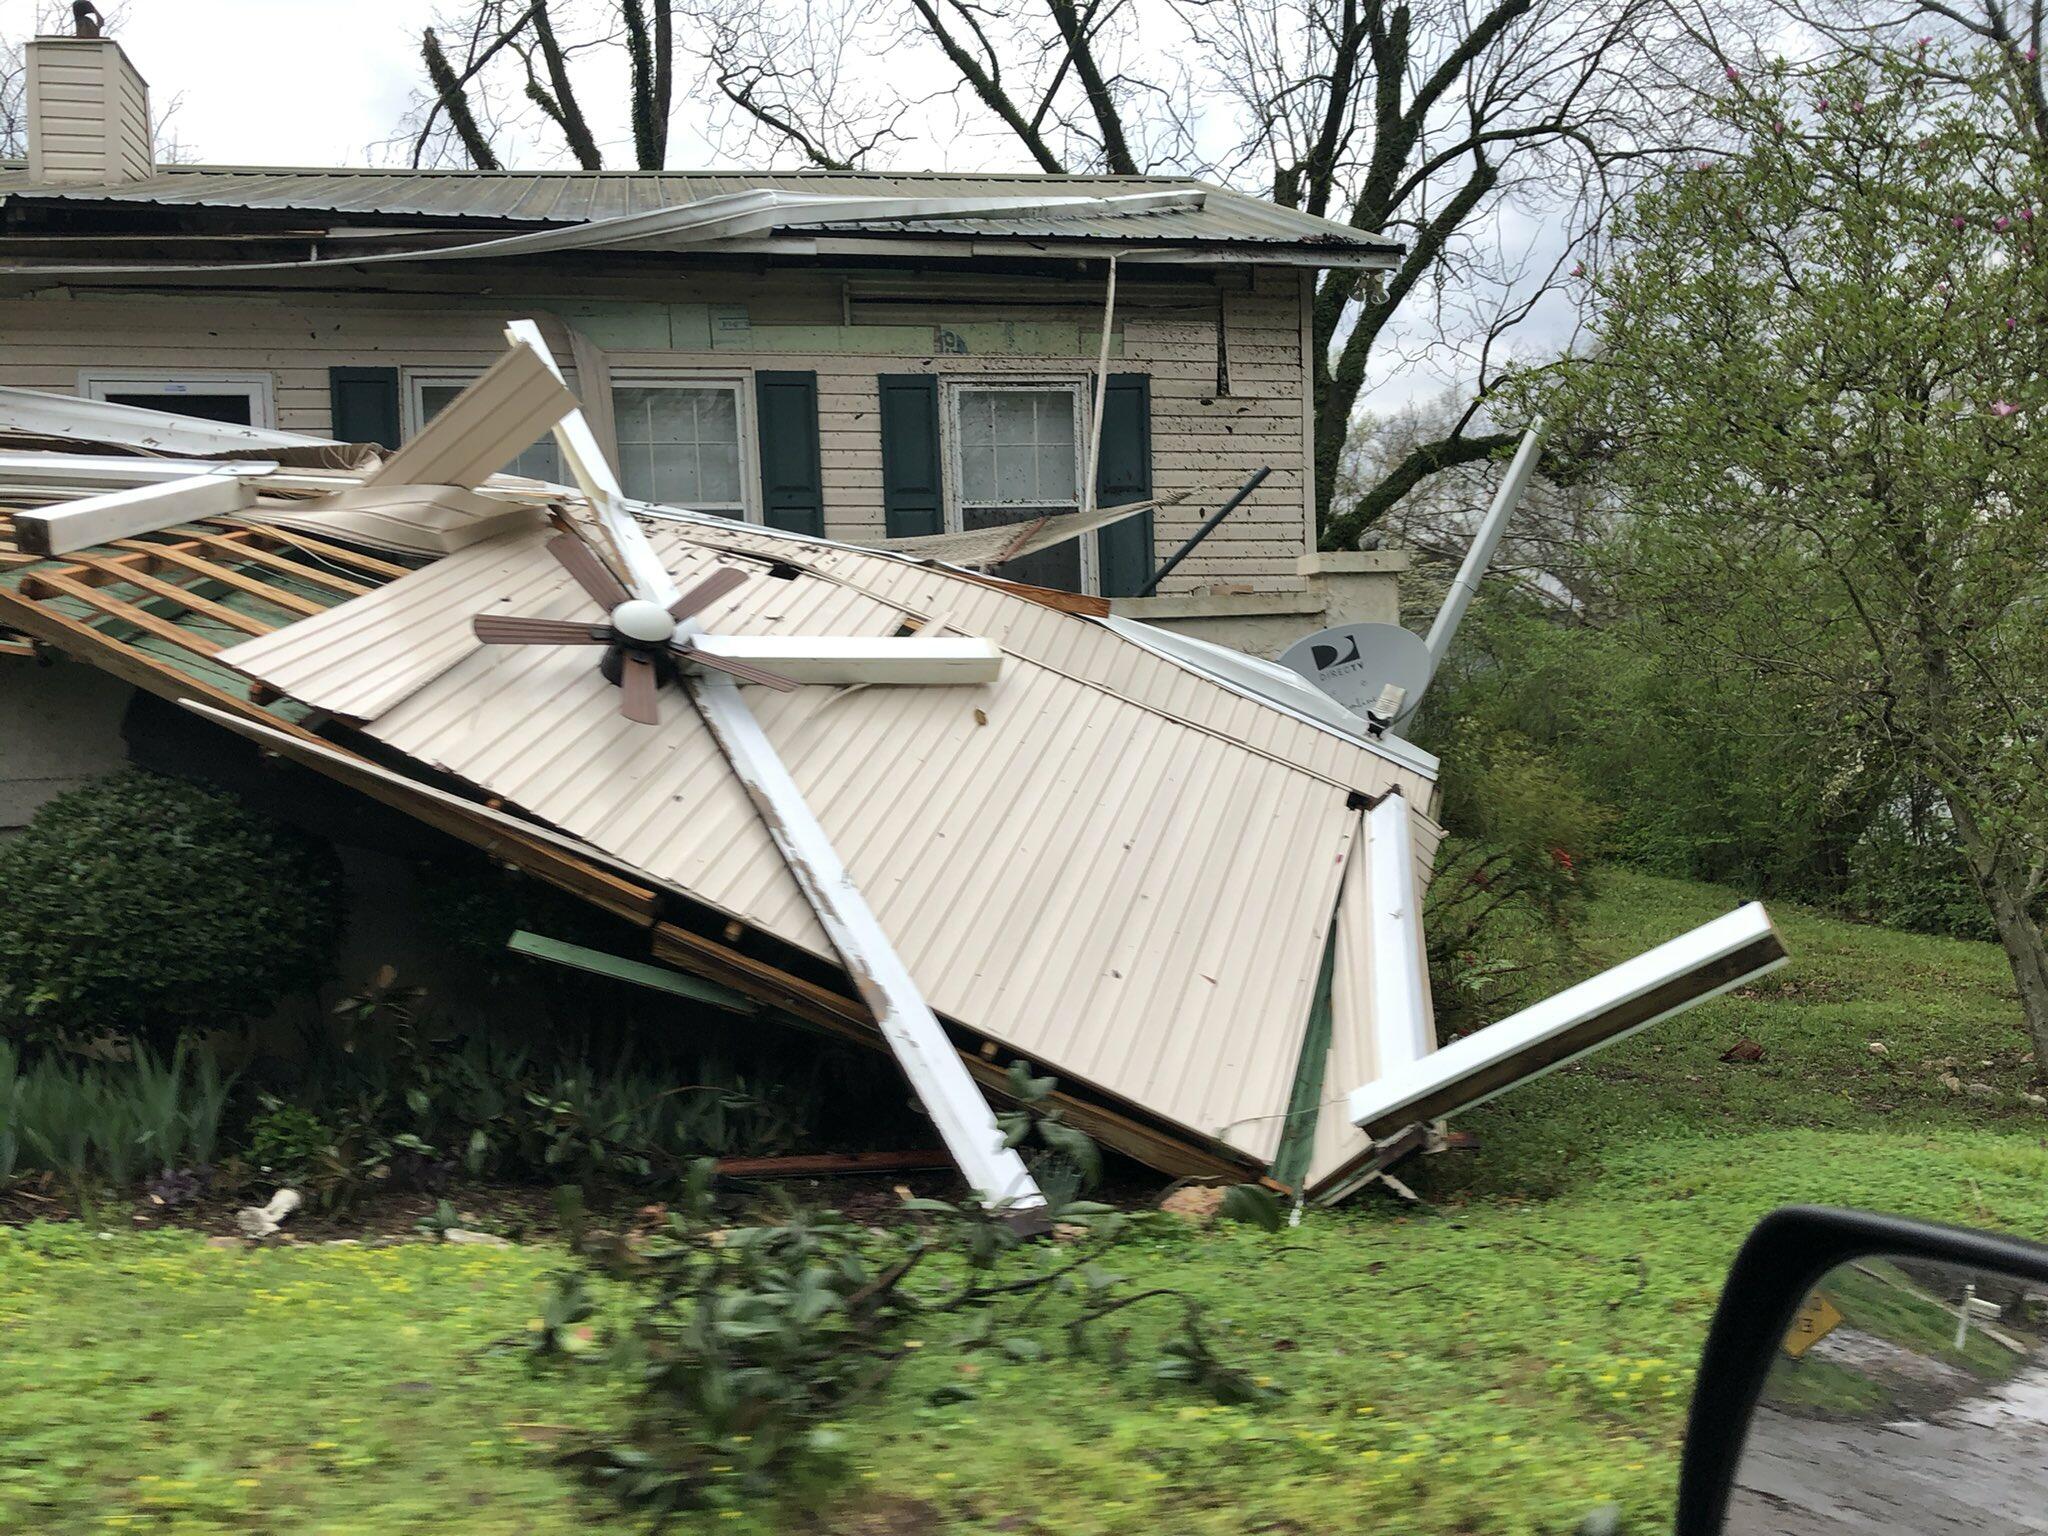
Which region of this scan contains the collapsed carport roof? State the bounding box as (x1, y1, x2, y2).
(0, 384, 1446, 1202)
(0, 360, 1790, 1206)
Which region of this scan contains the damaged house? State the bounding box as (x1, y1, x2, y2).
(0, 28, 1787, 1207)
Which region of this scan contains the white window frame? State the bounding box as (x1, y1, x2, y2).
(401, 368, 568, 482)
(78, 369, 276, 429)
(941, 376, 1096, 594)
(607, 368, 760, 522)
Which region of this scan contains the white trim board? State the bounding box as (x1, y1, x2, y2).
(12, 471, 254, 556)
(687, 673, 1043, 1210)
(1365, 791, 1432, 1076)
(1348, 901, 1788, 1137)
(689, 634, 1002, 686)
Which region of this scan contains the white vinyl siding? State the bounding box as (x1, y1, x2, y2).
(1, 266, 1311, 592)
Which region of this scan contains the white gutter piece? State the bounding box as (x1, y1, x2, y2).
(1348, 901, 1788, 1138)
(0, 188, 1207, 278)
(12, 470, 255, 555)
(687, 673, 1043, 1212)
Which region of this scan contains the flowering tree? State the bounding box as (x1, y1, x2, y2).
(1549, 45, 2048, 1061)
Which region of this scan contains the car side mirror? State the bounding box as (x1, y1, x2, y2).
(1677, 1205, 2048, 1535)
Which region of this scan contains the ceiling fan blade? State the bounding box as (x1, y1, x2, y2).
(618, 651, 661, 724)
(667, 566, 749, 622)
(472, 614, 611, 645)
(547, 532, 631, 610)
(673, 641, 801, 693)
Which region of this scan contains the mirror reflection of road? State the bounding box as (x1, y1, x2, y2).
(1726, 1360, 2048, 1534)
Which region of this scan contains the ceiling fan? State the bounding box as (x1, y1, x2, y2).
(473, 527, 796, 724)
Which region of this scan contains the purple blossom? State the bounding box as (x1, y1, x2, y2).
(1818, 96, 1830, 111)
(2007, 317, 2019, 332)
(1850, 100, 1865, 113)
(1997, 215, 2014, 231)
(1990, 400, 2019, 417)
(1725, 65, 1740, 82)
(2023, 206, 2037, 222)
(1952, 215, 1969, 229)
(1773, 120, 1787, 135)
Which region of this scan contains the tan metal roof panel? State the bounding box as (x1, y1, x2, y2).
(222, 517, 1440, 1164)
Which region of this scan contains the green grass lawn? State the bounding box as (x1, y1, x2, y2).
(5, 870, 2047, 1535)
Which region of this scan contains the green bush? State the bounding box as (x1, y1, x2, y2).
(0, 771, 344, 1047)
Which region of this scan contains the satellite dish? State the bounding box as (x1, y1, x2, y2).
(1277, 622, 1433, 723)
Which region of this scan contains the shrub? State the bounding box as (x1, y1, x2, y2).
(0, 771, 344, 1047)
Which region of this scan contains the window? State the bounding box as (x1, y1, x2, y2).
(406, 373, 564, 483)
(945, 379, 1092, 593)
(952, 383, 1083, 509)
(79, 370, 274, 428)
(610, 379, 752, 515)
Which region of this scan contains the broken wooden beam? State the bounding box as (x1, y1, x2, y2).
(713, 1149, 952, 1178)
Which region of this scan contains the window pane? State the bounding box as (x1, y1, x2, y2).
(1034, 393, 1075, 447)
(990, 392, 1039, 447)
(701, 442, 742, 503)
(1036, 445, 1076, 503)
(993, 444, 1036, 502)
(611, 384, 744, 506)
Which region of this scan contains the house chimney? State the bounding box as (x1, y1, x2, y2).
(25, 14, 153, 187)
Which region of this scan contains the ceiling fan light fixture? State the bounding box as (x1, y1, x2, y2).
(609, 598, 677, 645)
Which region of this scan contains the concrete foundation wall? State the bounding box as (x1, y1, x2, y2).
(0, 655, 133, 829)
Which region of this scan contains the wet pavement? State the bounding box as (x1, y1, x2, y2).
(1726, 1362, 2048, 1534)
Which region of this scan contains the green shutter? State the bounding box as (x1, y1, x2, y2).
(1094, 372, 1154, 598)
(878, 374, 943, 538)
(754, 370, 825, 537)
(327, 367, 400, 450)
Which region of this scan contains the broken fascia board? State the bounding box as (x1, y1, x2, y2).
(0, 385, 356, 463)
(1348, 902, 1789, 1139)
(12, 471, 255, 555)
(690, 634, 1003, 687)
(366, 341, 577, 494)
(503, 319, 681, 609)
(1365, 791, 1432, 1077)
(686, 672, 1043, 1211)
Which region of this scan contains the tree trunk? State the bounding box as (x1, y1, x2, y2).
(1947, 791, 2048, 1071)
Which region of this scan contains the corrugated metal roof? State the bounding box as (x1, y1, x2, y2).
(0, 164, 1396, 256)
(223, 516, 1442, 1164)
